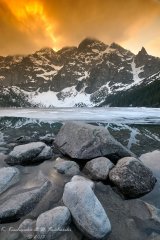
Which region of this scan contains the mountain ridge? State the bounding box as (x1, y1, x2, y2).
(0, 38, 160, 107)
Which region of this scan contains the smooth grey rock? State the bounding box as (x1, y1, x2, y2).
(0, 167, 20, 194)
(7, 142, 53, 165)
(109, 157, 156, 198)
(19, 219, 35, 240)
(84, 157, 114, 180)
(55, 122, 134, 162)
(36, 206, 71, 240)
(71, 175, 95, 189)
(0, 181, 51, 223)
(55, 159, 80, 176)
(63, 181, 111, 239)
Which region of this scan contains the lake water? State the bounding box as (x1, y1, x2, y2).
(0, 107, 160, 157)
(0, 107, 160, 124)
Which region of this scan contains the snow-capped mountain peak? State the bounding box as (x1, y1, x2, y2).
(0, 38, 159, 107)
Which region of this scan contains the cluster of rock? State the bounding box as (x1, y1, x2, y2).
(0, 122, 158, 239)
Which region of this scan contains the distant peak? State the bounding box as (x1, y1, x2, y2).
(36, 47, 55, 55)
(110, 42, 120, 48)
(78, 38, 104, 50)
(110, 42, 134, 56)
(57, 46, 77, 54)
(110, 42, 125, 51)
(138, 47, 148, 56)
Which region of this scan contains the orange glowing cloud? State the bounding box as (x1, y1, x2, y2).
(0, 0, 160, 56)
(3, 0, 58, 50)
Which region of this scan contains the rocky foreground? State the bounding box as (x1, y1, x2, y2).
(0, 122, 160, 240)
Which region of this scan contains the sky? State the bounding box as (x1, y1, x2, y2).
(0, 0, 160, 57)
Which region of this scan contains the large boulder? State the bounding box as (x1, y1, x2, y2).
(83, 157, 114, 180)
(55, 122, 134, 162)
(36, 206, 71, 240)
(0, 167, 20, 194)
(0, 181, 51, 223)
(54, 158, 80, 176)
(6, 142, 53, 165)
(109, 157, 156, 198)
(63, 181, 111, 239)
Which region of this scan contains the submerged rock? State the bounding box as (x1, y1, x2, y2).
(36, 206, 71, 240)
(19, 219, 35, 240)
(15, 136, 32, 144)
(0, 146, 9, 154)
(140, 150, 160, 178)
(109, 157, 156, 198)
(0, 167, 20, 194)
(0, 153, 8, 168)
(144, 202, 160, 224)
(55, 122, 134, 162)
(63, 181, 111, 239)
(39, 134, 55, 145)
(83, 157, 114, 180)
(54, 159, 80, 176)
(0, 181, 51, 223)
(6, 142, 53, 165)
(95, 183, 160, 240)
(139, 150, 160, 208)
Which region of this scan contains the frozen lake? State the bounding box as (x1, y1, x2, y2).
(0, 107, 160, 124)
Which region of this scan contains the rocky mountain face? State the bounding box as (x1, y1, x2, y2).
(0, 38, 160, 107)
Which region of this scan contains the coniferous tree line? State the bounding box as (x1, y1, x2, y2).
(100, 80, 160, 107)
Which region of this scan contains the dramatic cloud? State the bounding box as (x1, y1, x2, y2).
(0, 0, 160, 56)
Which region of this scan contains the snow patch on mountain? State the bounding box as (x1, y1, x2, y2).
(36, 70, 57, 80)
(146, 71, 160, 85)
(30, 90, 92, 107)
(130, 59, 144, 84)
(51, 64, 63, 71)
(78, 71, 90, 81)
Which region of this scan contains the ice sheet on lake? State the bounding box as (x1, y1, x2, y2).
(0, 107, 160, 124)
